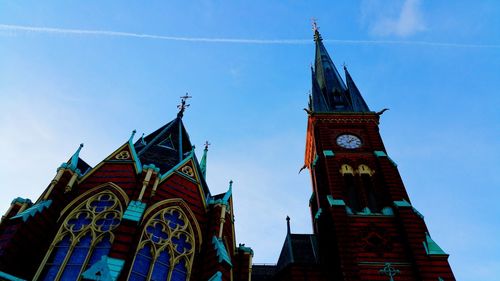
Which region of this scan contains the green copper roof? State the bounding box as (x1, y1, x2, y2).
(212, 236, 232, 267)
(327, 195, 345, 206)
(11, 200, 52, 222)
(199, 143, 208, 179)
(10, 197, 32, 205)
(106, 257, 125, 281)
(0, 271, 26, 281)
(123, 200, 146, 222)
(207, 271, 222, 281)
(81, 256, 113, 281)
(237, 244, 254, 256)
(423, 233, 447, 255)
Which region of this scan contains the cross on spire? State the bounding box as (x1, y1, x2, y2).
(379, 263, 400, 281)
(204, 141, 211, 150)
(311, 17, 319, 32)
(177, 94, 192, 118)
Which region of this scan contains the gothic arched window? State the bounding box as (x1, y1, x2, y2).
(129, 206, 195, 281)
(35, 191, 123, 281)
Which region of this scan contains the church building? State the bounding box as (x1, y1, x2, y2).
(0, 27, 454, 281)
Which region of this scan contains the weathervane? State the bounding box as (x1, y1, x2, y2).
(177, 93, 192, 118)
(379, 263, 400, 281)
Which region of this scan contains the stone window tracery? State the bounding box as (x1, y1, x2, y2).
(35, 191, 123, 281)
(129, 206, 195, 281)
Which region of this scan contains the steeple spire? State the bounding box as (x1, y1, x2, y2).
(344, 66, 370, 112)
(200, 141, 210, 179)
(309, 23, 370, 113)
(68, 143, 84, 171)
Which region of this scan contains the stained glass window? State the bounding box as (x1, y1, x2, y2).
(35, 191, 123, 281)
(129, 207, 195, 281)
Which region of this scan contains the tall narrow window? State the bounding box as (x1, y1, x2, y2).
(35, 191, 123, 281)
(340, 164, 361, 212)
(358, 165, 379, 213)
(129, 206, 195, 281)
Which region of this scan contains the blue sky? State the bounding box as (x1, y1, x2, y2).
(1, 1, 499, 280)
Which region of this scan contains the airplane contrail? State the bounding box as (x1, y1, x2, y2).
(1, 24, 499, 49)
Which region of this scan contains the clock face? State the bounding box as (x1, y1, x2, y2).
(336, 134, 362, 149)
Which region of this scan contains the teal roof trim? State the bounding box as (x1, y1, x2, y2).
(123, 200, 147, 222)
(423, 233, 447, 255)
(314, 208, 322, 219)
(0, 271, 26, 281)
(69, 143, 84, 171)
(374, 150, 397, 167)
(129, 130, 143, 174)
(312, 154, 319, 167)
(381, 207, 395, 216)
(11, 200, 52, 222)
(143, 164, 160, 173)
(237, 244, 254, 256)
(393, 199, 412, 208)
(106, 257, 125, 281)
(412, 207, 424, 219)
(323, 150, 335, 157)
(200, 146, 208, 179)
(81, 256, 113, 281)
(207, 271, 222, 281)
(327, 195, 345, 206)
(208, 181, 232, 207)
(212, 236, 232, 267)
(222, 181, 232, 203)
(11, 197, 32, 205)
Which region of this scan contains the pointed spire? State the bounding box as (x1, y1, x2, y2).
(129, 130, 136, 143)
(68, 143, 84, 171)
(200, 141, 210, 179)
(344, 66, 370, 112)
(222, 180, 233, 203)
(309, 23, 370, 113)
(286, 216, 291, 234)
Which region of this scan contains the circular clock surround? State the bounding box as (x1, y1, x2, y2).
(336, 134, 362, 149)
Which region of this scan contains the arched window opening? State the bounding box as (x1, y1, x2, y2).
(128, 206, 195, 281)
(340, 164, 361, 212)
(35, 191, 123, 281)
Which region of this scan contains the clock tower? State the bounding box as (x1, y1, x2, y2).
(301, 28, 456, 280)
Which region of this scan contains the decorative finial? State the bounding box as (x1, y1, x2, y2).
(129, 130, 136, 142)
(286, 216, 291, 234)
(312, 18, 322, 42)
(177, 93, 192, 118)
(379, 263, 400, 281)
(342, 62, 348, 70)
(204, 141, 211, 150)
(311, 18, 319, 32)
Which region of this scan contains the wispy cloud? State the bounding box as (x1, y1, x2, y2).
(1, 23, 499, 49)
(362, 0, 426, 37)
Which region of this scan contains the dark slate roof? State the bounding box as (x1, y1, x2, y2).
(76, 158, 92, 176)
(310, 30, 370, 113)
(276, 233, 319, 272)
(134, 117, 193, 174)
(251, 265, 277, 281)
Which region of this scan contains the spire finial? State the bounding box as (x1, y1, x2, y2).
(69, 143, 84, 171)
(200, 141, 210, 178)
(286, 216, 291, 234)
(311, 18, 319, 32)
(129, 130, 137, 142)
(204, 141, 211, 151)
(177, 94, 192, 118)
(312, 18, 322, 41)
